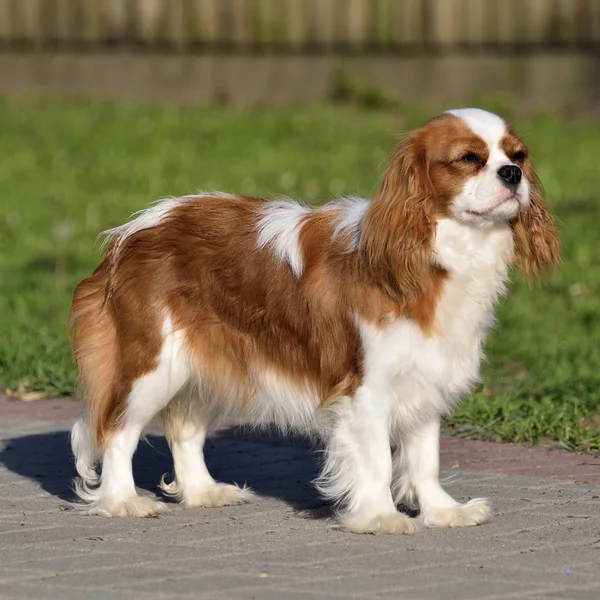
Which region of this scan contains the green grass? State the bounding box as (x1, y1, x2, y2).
(1, 96, 599, 451)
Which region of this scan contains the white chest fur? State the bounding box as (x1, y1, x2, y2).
(359, 220, 514, 430)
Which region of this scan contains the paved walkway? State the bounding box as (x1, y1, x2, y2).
(1, 396, 599, 599)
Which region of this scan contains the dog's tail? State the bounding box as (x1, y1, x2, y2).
(68, 260, 117, 485)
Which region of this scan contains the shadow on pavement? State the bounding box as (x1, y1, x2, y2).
(0, 428, 330, 516)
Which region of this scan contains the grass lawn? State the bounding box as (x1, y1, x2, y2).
(1, 96, 599, 451)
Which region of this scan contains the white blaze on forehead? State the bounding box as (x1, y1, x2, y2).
(445, 108, 508, 152)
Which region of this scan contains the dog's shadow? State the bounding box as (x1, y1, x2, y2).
(0, 427, 329, 515)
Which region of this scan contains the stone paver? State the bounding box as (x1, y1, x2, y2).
(0, 406, 599, 599)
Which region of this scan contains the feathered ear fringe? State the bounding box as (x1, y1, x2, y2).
(359, 138, 436, 303)
(512, 170, 560, 277)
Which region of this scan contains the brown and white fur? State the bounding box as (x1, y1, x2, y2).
(69, 108, 559, 533)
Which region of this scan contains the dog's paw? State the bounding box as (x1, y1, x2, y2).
(79, 496, 168, 518)
(340, 512, 420, 535)
(421, 498, 491, 528)
(183, 484, 254, 508)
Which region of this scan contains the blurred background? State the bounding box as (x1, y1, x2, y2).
(1, 0, 599, 452)
(0, 0, 599, 107)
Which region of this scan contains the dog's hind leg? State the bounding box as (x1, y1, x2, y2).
(159, 387, 253, 508)
(72, 319, 190, 517)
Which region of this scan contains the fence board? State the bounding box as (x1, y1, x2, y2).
(558, 0, 577, 42)
(394, 0, 422, 46)
(506, 0, 530, 44)
(345, 0, 370, 48)
(54, 0, 88, 44)
(373, 0, 395, 48)
(192, 0, 220, 45)
(314, 0, 335, 48)
(465, 0, 486, 46)
(80, 0, 101, 43)
(166, 0, 186, 48)
(591, 0, 600, 42)
(481, 0, 500, 45)
(526, 0, 554, 44)
(68, 0, 88, 43)
(494, 0, 511, 44)
(430, 0, 460, 47)
(133, 0, 164, 43)
(228, 0, 252, 48)
(102, 0, 130, 41)
(8, 0, 36, 41)
(0, 1, 10, 42)
(285, 0, 307, 48)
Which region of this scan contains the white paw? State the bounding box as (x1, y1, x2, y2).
(184, 484, 254, 508)
(88, 496, 168, 518)
(422, 498, 491, 528)
(340, 512, 419, 535)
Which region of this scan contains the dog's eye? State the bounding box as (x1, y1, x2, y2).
(461, 153, 480, 163)
(512, 150, 526, 162)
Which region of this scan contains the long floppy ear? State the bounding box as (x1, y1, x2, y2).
(512, 165, 560, 276)
(359, 137, 436, 303)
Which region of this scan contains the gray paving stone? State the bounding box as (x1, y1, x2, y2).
(0, 416, 599, 599)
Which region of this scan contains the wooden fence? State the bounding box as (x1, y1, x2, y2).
(1, 0, 600, 52)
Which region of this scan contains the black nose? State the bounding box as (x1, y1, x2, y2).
(497, 165, 522, 186)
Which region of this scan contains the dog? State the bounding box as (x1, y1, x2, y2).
(69, 108, 559, 533)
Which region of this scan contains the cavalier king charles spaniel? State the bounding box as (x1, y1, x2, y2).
(70, 108, 559, 534)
